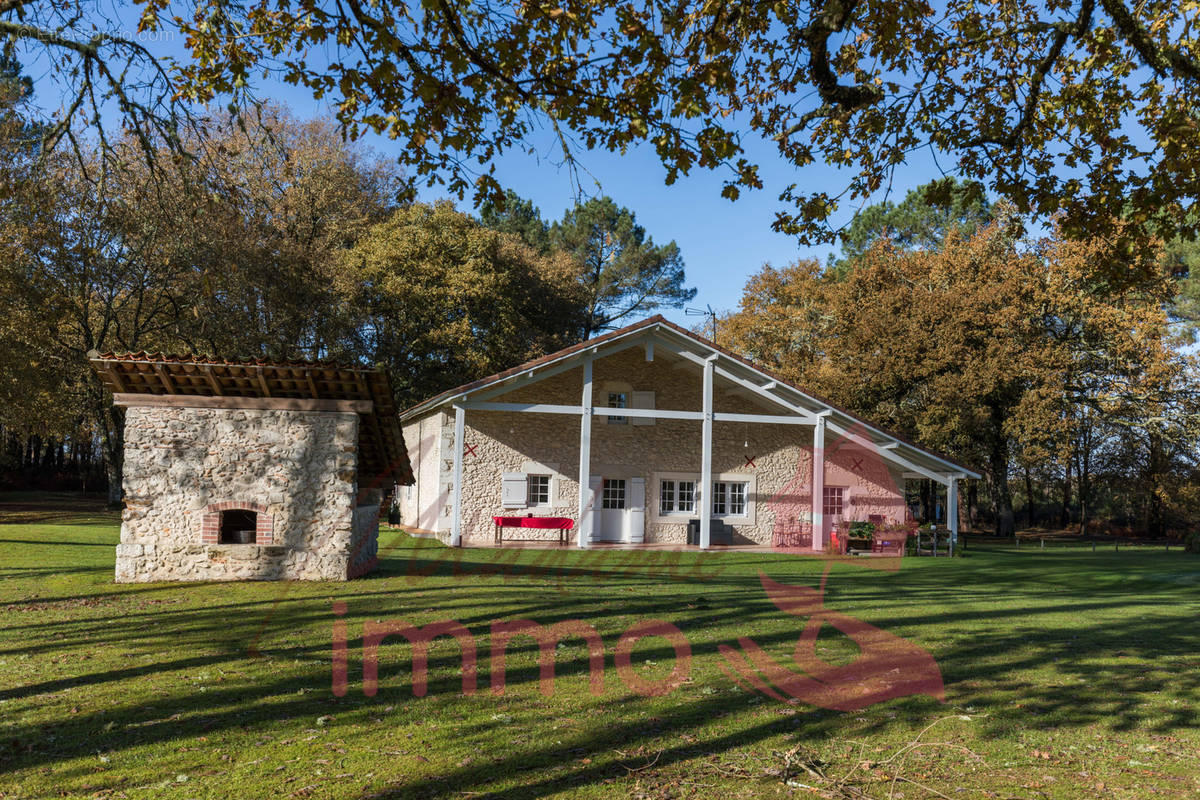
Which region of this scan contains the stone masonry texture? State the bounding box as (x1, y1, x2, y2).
(401, 347, 907, 545)
(117, 406, 366, 581)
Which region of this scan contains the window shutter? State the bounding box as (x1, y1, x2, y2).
(501, 473, 528, 508)
(631, 391, 655, 426)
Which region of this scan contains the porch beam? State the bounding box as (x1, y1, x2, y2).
(469, 336, 646, 404)
(812, 416, 826, 552)
(712, 412, 814, 425)
(462, 401, 705, 421)
(462, 402, 824, 427)
(596, 407, 700, 420)
(948, 478, 959, 554)
(577, 357, 594, 548)
(450, 404, 465, 547)
(824, 420, 949, 485)
(699, 356, 715, 549)
(672, 349, 816, 422)
(463, 402, 582, 415)
(712, 369, 816, 421)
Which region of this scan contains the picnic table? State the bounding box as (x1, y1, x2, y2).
(492, 515, 574, 545)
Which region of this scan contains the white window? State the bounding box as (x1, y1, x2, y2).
(712, 481, 748, 517)
(602, 478, 626, 509)
(659, 479, 696, 514)
(607, 391, 628, 424)
(823, 486, 845, 517)
(527, 474, 550, 506)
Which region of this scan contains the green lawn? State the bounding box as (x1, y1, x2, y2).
(1, 494, 1197, 799)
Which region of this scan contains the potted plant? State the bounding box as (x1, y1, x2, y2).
(847, 519, 875, 551)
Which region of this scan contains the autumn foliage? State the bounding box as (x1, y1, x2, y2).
(723, 219, 1194, 535)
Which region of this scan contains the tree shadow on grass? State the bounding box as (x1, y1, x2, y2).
(0, 538, 1198, 796)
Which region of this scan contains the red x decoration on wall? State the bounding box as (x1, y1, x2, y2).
(851, 457, 864, 472)
(464, 443, 479, 459)
(744, 455, 757, 468)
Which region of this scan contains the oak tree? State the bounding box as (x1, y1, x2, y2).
(3, 1, 1197, 246)
(722, 218, 1191, 534)
(342, 201, 586, 405)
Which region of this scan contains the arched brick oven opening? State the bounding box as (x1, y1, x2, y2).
(220, 509, 258, 544)
(201, 502, 274, 545)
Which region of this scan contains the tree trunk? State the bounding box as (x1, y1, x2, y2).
(1076, 443, 1092, 537)
(987, 439, 1014, 536)
(966, 480, 977, 532)
(1060, 459, 1072, 528)
(1024, 465, 1034, 529)
(100, 405, 125, 506)
(1146, 432, 1166, 537)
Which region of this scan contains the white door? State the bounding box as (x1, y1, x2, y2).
(823, 486, 845, 542)
(598, 478, 627, 542)
(628, 478, 646, 543)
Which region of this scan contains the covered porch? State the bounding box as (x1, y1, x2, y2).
(416, 318, 979, 553)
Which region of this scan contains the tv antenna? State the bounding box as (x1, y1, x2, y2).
(685, 304, 718, 341)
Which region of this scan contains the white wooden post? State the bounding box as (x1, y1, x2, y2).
(948, 478, 959, 554)
(811, 416, 826, 551)
(699, 357, 715, 549)
(450, 403, 465, 547)
(577, 357, 594, 548)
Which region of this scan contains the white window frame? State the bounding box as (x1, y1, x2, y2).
(501, 461, 561, 512)
(651, 472, 755, 523)
(527, 474, 551, 507)
(711, 480, 750, 518)
(607, 391, 628, 425)
(823, 485, 846, 518)
(602, 478, 627, 509)
(659, 478, 696, 515)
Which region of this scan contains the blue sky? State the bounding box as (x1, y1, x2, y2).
(15, 14, 948, 329)
(193, 64, 939, 326)
(310, 94, 945, 328)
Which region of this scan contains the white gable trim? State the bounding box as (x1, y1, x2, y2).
(401, 319, 980, 482)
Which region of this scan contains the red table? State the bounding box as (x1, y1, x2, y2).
(492, 515, 574, 545)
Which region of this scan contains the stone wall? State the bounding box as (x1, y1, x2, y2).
(117, 406, 359, 582)
(404, 347, 907, 546)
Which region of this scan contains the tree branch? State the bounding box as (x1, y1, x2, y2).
(965, 0, 1096, 149)
(802, 0, 883, 112)
(1101, 0, 1200, 81)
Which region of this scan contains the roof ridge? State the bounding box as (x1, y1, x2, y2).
(398, 314, 979, 477)
(88, 350, 375, 371)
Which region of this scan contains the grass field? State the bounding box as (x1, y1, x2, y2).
(1, 493, 1197, 799)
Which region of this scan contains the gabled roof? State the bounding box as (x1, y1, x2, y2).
(400, 316, 980, 481)
(89, 352, 413, 488)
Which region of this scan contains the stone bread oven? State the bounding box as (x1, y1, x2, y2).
(90, 353, 413, 582)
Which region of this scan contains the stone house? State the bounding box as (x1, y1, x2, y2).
(90, 353, 413, 582)
(399, 316, 978, 550)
